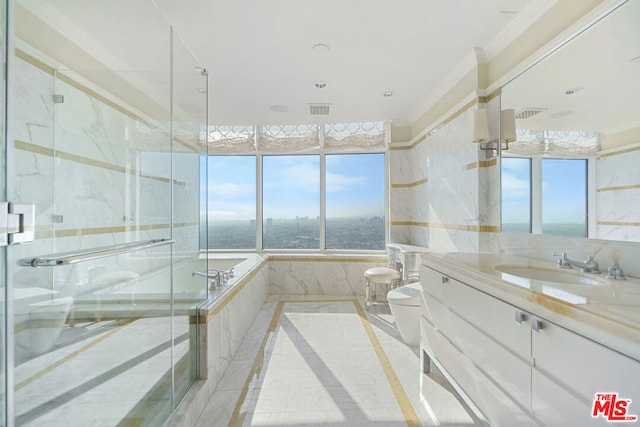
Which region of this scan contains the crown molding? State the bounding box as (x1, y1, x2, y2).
(484, 0, 558, 62)
(18, 1, 170, 112)
(408, 89, 479, 147)
(484, 0, 628, 95)
(405, 47, 485, 126)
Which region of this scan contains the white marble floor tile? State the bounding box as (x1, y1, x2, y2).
(196, 296, 483, 426)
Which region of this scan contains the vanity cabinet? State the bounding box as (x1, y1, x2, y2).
(420, 264, 640, 427)
(421, 265, 534, 425)
(531, 317, 640, 426)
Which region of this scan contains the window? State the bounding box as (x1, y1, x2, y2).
(202, 156, 256, 249)
(541, 159, 587, 237)
(501, 157, 588, 238)
(201, 152, 386, 251)
(501, 157, 531, 233)
(325, 153, 385, 250)
(262, 155, 320, 249)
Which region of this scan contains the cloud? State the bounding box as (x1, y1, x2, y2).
(326, 172, 367, 192)
(263, 161, 320, 193)
(501, 172, 530, 200)
(209, 182, 255, 199)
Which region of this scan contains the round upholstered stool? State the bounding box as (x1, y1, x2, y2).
(364, 267, 402, 310)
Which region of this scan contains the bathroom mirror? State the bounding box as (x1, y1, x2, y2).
(500, 0, 640, 243)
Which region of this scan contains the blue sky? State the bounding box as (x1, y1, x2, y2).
(502, 157, 587, 224)
(201, 153, 385, 220)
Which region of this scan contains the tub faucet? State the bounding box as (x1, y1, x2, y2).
(192, 269, 225, 289)
(552, 252, 600, 274)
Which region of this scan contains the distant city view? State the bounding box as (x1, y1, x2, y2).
(201, 216, 385, 250)
(501, 222, 587, 238)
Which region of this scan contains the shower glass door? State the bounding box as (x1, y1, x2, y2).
(6, 1, 207, 425)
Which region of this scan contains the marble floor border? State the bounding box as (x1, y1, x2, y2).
(226, 298, 422, 427)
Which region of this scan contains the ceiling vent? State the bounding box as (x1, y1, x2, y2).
(515, 108, 546, 120)
(309, 104, 330, 115)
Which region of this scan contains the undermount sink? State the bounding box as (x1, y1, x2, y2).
(495, 264, 605, 286)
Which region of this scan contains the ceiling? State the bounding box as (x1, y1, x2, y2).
(20, 0, 535, 126)
(501, 0, 640, 136)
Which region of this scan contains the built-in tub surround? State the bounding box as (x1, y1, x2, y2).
(422, 252, 640, 361)
(389, 96, 500, 252)
(268, 255, 386, 296)
(168, 254, 269, 427)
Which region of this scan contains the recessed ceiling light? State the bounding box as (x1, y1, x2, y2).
(313, 81, 328, 89)
(383, 91, 393, 97)
(312, 44, 330, 54)
(564, 87, 584, 95)
(270, 105, 289, 113)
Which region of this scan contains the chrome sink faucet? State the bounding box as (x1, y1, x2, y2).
(552, 252, 601, 274)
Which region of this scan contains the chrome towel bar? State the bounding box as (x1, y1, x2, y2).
(18, 238, 175, 267)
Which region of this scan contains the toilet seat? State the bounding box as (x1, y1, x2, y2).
(387, 283, 421, 306)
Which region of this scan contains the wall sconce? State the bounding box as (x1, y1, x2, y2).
(472, 108, 516, 151)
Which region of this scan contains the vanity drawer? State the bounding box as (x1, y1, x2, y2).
(421, 265, 531, 360)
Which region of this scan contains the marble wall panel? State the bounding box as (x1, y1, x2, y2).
(389, 148, 414, 184)
(595, 147, 640, 242)
(597, 148, 640, 188)
(390, 225, 414, 245)
(10, 51, 203, 309)
(390, 187, 414, 221)
(395, 104, 501, 252)
(499, 233, 640, 278)
(13, 57, 54, 146)
(268, 258, 385, 296)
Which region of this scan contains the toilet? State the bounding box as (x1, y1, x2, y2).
(387, 282, 422, 345)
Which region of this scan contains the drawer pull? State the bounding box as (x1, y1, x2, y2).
(441, 276, 449, 284)
(515, 311, 526, 324)
(531, 318, 543, 332)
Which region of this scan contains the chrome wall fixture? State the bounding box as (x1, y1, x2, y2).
(472, 107, 516, 151)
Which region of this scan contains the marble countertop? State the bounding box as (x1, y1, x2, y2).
(421, 252, 640, 362)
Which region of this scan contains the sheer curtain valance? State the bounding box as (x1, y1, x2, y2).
(204, 121, 388, 154)
(508, 129, 600, 157)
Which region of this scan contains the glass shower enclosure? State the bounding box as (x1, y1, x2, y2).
(1, 1, 208, 425)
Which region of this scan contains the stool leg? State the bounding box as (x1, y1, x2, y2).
(365, 278, 370, 310)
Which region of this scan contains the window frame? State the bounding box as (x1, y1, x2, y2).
(203, 149, 388, 253)
(501, 155, 595, 238)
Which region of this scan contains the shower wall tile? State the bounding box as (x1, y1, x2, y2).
(12, 54, 202, 290)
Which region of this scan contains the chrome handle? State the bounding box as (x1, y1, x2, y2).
(18, 238, 175, 267)
(531, 318, 543, 332)
(515, 310, 526, 324)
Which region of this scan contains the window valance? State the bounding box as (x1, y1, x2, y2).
(205, 121, 387, 154)
(508, 129, 600, 157)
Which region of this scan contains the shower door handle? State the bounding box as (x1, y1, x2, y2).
(0, 202, 35, 246)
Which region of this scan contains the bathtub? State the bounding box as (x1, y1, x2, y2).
(12, 287, 74, 362)
(74, 255, 261, 304)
